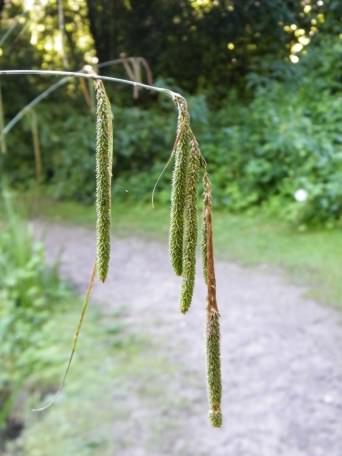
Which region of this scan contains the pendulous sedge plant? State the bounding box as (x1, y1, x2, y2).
(169, 97, 223, 425)
(0, 69, 223, 427)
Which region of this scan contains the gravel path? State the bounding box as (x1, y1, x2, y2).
(34, 221, 342, 456)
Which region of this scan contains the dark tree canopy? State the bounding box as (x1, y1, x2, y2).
(84, 0, 331, 93)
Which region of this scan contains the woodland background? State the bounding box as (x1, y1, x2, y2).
(0, 0, 341, 225)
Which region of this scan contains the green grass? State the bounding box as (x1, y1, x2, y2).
(4, 301, 173, 456)
(213, 213, 342, 307)
(0, 194, 185, 455)
(24, 196, 342, 310)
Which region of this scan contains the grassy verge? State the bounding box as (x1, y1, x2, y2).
(0, 192, 184, 455)
(25, 196, 342, 310)
(4, 301, 172, 456)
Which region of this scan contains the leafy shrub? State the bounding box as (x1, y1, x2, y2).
(0, 190, 69, 429)
(203, 35, 342, 225)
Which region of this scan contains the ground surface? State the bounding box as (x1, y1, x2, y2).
(33, 221, 342, 456)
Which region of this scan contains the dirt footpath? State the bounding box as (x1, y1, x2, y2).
(34, 221, 342, 456)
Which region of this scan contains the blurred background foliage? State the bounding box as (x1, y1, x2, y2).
(0, 188, 70, 441)
(0, 0, 341, 226)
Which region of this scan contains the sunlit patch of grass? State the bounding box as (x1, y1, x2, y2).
(213, 212, 342, 308)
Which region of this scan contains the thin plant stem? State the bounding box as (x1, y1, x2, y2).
(151, 149, 175, 208)
(32, 262, 97, 412)
(1, 67, 180, 135)
(30, 110, 42, 181)
(0, 82, 6, 153)
(0, 69, 179, 99)
(0, 11, 29, 47)
(2, 77, 70, 136)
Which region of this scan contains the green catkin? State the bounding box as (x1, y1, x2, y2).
(180, 139, 200, 313)
(203, 173, 223, 427)
(201, 200, 208, 284)
(169, 98, 190, 276)
(94, 80, 113, 282)
(207, 310, 222, 427)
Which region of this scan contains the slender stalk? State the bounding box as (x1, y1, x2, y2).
(138, 57, 153, 85)
(30, 110, 42, 181)
(0, 24, 18, 47)
(0, 82, 6, 153)
(97, 57, 126, 69)
(79, 77, 93, 110)
(2, 77, 69, 136)
(0, 69, 178, 99)
(0, 11, 29, 47)
(1, 68, 181, 135)
(33, 262, 97, 412)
